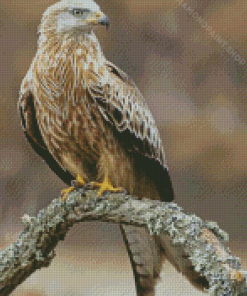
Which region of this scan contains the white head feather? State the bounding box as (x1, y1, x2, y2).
(39, 0, 103, 35)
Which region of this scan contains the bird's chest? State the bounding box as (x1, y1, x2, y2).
(35, 92, 118, 181)
(34, 80, 113, 175)
(34, 84, 105, 148)
(32, 44, 113, 172)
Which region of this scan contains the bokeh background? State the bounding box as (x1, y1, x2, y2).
(0, 0, 247, 294)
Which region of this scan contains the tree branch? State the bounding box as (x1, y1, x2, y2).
(0, 188, 246, 295)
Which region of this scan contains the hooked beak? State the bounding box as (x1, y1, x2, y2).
(98, 14, 110, 29)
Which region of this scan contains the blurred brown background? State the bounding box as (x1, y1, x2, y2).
(0, 0, 247, 294)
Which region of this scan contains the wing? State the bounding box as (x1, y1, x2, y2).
(88, 61, 165, 163)
(87, 61, 174, 201)
(18, 77, 73, 186)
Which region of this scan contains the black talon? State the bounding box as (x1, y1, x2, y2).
(83, 182, 95, 191)
(102, 190, 110, 197)
(71, 180, 77, 188)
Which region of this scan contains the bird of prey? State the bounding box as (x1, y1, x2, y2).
(18, 0, 174, 294)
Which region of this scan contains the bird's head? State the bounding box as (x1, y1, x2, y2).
(39, 0, 110, 36)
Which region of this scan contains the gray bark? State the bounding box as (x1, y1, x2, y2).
(0, 188, 246, 295)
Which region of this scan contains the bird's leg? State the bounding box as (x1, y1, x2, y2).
(98, 176, 126, 196)
(85, 175, 126, 196)
(71, 174, 87, 188)
(61, 174, 86, 201)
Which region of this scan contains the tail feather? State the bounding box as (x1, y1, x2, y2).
(120, 224, 164, 296)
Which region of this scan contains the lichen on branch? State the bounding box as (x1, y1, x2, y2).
(0, 188, 246, 295)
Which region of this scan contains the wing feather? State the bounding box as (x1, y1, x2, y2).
(87, 60, 167, 168)
(86, 60, 174, 201)
(18, 77, 73, 186)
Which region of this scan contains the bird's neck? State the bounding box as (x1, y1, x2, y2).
(32, 31, 106, 113)
(38, 30, 105, 61)
(36, 30, 106, 77)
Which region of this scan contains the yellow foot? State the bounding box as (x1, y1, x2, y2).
(61, 174, 86, 201)
(61, 186, 74, 201)
(87, 177, 125, 196)
(71, 174, 87, 188)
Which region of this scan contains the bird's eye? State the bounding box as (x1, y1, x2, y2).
(73, 9, 83, 16)
(70, 8, 90, 16)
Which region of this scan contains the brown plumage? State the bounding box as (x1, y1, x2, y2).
(18, 1, 174, 295)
